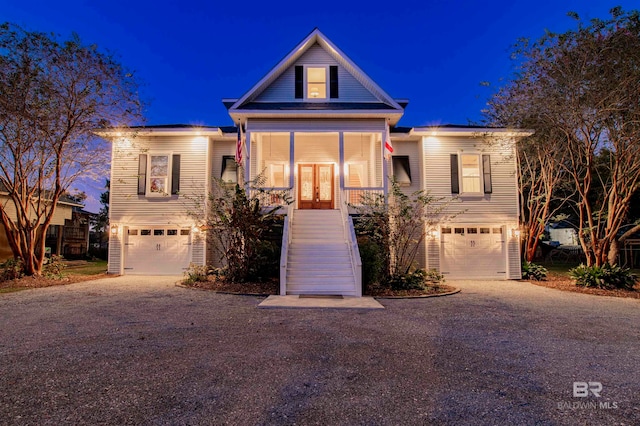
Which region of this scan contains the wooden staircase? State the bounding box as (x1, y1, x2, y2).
(285, 210, 358, 296)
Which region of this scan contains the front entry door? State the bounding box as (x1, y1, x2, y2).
(298, 164, 334, 209)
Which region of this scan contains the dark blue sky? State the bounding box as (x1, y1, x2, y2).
(5, 0, 637, 211)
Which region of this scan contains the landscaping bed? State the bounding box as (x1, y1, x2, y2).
(181, 276, 457, 298)
(0, 260, 109, 293)
(526, 272, 640, 299)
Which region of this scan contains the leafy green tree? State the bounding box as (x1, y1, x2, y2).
(486, 7, 640, 266)
(0, 23, 143, 275)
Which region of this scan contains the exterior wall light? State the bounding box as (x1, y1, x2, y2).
(511, 228, 521, 238)
(110, 224, 118, 235)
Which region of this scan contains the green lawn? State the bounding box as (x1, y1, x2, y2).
(64, 260, 108, 276)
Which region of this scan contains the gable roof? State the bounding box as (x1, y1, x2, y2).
(227, 28, 405, 125)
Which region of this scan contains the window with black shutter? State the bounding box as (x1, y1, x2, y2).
(392, 156, 411, 186)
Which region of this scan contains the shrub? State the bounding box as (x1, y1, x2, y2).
(522, 261, 548, 281)
(357, 235, 385, 292)
(42, 255, 66, 279)
(569, 263, 637, 290)
(0, 258, 24, 282)
(386, 268, 443, 291)
(183, 263, 209, 285)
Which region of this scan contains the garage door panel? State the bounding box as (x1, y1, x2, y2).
(440, 225, 506, 279)
(124, 227, 191, 275)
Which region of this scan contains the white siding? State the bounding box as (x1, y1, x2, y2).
(192, 234, 205, 267)
(423, 136, 519, 223)
(108, 135, 209, 274)
(248, 118, 385, 132)
(255, 43, 378, 103)
(422, 135, 521, 279)
(109, 135, 208, 225)
(508, 236, 521, 279)
(391, 140, 422, 194)
(210, 139, 235, 184)
(108, 233, 122, 274)
(207, 138, 235, 266)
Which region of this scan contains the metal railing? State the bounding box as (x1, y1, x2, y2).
(340, 189, 362, 297)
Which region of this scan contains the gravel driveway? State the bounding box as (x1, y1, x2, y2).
(1, 276, 638, 425)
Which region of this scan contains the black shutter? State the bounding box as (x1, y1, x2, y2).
(482, 154, 492, 194)
(329, 66, 339, 98)
(171, 154, 180, 195)
(138, 154, 147, 195)
(450, 154, 459, 194)
(295, 66, 303, 99)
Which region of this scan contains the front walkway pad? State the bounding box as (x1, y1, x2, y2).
(258, 295, 385, 309)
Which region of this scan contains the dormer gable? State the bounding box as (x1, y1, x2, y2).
(227, 29, 405, 125)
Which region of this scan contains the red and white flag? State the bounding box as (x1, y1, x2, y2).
(235, 124, 243, 164)
(384, 122, 394, 159)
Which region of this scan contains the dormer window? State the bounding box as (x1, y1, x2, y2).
(307, 67, 327, 99)
(295, 65, 339, 99)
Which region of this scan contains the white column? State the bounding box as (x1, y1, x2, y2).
(289, 132, 294, 188)
(244, 128, 251, 185)
(382, 128, 388, 196)
(339, 132, 345, 190)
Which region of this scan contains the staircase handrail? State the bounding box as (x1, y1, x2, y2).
(340, 189, 362, 297)
(279, 202, 294, 295)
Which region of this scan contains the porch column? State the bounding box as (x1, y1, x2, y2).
(244, 128, 251, 184)
(339, 132, 345, 189)
(382, 128, 389, 196)
(289, 132, 294, 188)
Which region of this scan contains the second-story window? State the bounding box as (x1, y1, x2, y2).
(295, 65, 338, 99)
(307, 67, 326, 99)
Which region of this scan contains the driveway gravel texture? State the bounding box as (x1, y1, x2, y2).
(1, 276, 638, 425)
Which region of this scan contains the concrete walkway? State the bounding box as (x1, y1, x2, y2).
(258, 294, 385, 309)
(1, 276, 639, 425)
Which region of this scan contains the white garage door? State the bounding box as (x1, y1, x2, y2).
(440, 225, 506, 279)
(124, 227, 192, 275)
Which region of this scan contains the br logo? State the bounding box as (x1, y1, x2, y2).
(573, 382, 602, 397)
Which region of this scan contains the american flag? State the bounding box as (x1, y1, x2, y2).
(384, 122, 394, 159)
(235, 124, 243, 164)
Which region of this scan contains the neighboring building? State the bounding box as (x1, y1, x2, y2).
(0, 192, 86, 262)
(97, 29, 530, 294)
(547, 221, 579, 246)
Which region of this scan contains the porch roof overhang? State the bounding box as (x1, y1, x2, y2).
(229, 109, 404, 126)
(93, 125, 233, 138)
(412, 125, 534, 138)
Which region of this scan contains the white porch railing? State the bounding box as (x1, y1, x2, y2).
(248, 188, 292, 208)
(342, 187, 385, 207)
(279, 202, 294, 295)
(340, 190, 362, 297)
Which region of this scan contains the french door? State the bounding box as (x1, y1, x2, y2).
(298, 164, 334, 209)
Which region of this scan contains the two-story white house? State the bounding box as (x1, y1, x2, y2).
(98, 29, 529, 295)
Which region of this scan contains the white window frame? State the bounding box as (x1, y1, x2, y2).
(221, 155, 238, 184)
(305, 65, 328, 100)
(345, 161, 368, 188)
(265, 160, 289, 188)
(146, 152, 172, 197)
(458, 152, 483, 195)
